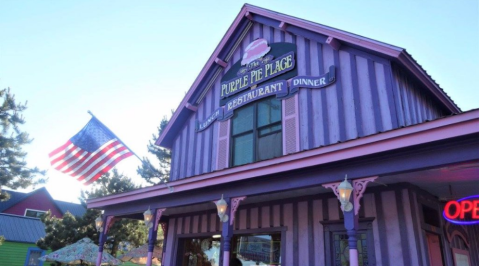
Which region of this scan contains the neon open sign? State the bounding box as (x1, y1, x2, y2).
(443, 195, 479, 225)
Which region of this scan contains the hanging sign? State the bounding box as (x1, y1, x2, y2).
(195, 39, 336, 132)
(443, 195, 479, 225)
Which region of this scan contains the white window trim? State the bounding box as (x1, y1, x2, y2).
(24, 208, 47, 217)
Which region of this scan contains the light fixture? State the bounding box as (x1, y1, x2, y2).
(95, 216, 104, 232)
(215, 194, 229, 222)
(144, 207, 153, 228)
(338, 175, 353, 212)
(212, 234, 221, 239)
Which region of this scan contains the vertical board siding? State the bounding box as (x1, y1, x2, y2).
(170, 21, 447, 181)
(363, 193, 383, 266)
(402, 189, 421, 266)
(339, 50, 358, 140)
(165, 190, 440, 266)
(392, 64, 444, 127)
(297, 201, 309, 266)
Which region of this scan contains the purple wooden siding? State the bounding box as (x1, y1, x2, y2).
(168, 21, 447, 181)
(162, 186, 449, 266)
(392, 65, 443, 127)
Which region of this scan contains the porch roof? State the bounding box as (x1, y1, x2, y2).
(87, 109, 479, 215)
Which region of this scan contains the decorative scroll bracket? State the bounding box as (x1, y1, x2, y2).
(322, 182, 343, 210)
(104, 216, 119, 235)
(154, 208, 167, 231)
(352, 176, 378, 216)
(230, 196, 246, 225)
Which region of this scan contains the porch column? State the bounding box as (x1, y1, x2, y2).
(96, 216, 117, 266)
(344, 195, 359, 266)
(146, 208, 166, 266)
(323, 176, 377, 266)
(221, 197, 232, 266)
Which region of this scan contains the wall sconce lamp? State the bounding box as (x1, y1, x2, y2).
(95, 216, 104, 232)
(144, 207, 153, 228)
(215, 194, 229, 222)
(338, 176, 353, 212)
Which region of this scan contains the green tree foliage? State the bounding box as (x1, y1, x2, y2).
(37, 170, 148, 257)
(0, 88, 45, 201)
(137, 114, 172, 185)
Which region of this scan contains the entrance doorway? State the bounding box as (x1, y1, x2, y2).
(426, 232, 444, 266)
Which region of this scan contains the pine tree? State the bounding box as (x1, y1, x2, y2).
(37, 170, 148, 257)
(0, 88, 45, 201)
(137, 114, 172, 185)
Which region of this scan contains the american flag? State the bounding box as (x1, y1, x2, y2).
(49, 117, 133, 185)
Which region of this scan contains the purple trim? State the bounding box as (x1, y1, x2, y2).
(287, 24, 328, 44)
(270, 204, 274, 227)
(215, 58, 228, 68)
(374, 192, 390, 266)
(293, 202, 299, 266)
(333, 49, 346, 142)
(185, 103, 197, 112)
(198, 102, 206, 175)
(268, 26, 274, 43)
(322, 198, 329, 221)
(368, 59, 384, 132)
(326, 37, 341, 50)
(181, 123, 189, 179)
(307, 200, 314, 266)
(279, 21, 287, 31)
(92, 113, 479, 211)
(340, 45, 389, 65)
(245, 11, 253, 20)
(207, 91, 215, 173)
(383, 63, 400, 128)
(350, 54, 364, 137)
(395, 190, 412, 264)
(390, 64, 405, 127)
(280, 203, 284, 226)
(305, 39, 314, 150)
(280, 30, 285, 42)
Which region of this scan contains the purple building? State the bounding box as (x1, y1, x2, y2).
(88, 4, 479, 266)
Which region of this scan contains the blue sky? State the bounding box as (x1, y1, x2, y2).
(1, 0, 478, 203)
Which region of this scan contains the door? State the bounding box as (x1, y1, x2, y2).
(426, 232, 444, 266)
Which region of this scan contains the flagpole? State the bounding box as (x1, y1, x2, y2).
(87, 110, 174, 192)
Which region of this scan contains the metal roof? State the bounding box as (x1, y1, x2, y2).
(55, 200, 86, 217)
(0, 214, 46, 243)
(0, 187, 85, 217)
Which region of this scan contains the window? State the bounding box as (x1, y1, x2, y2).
(24, 247, 44, 266)
(25, 209, 46, 218)
(231, 233, 282, 266)
(176, 237, 221, 266)
(231, 97, 282, 166)
(322, 219, 376, 266)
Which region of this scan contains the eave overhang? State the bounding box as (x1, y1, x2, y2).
(89, 109, 479, 210)
(156, 4, 461, 149)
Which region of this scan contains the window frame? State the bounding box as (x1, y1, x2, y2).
(24, 209, 47, 218)
(229, 97, 282, 167)
(321, 218, 376, 266)
(24, 247, 45, 266)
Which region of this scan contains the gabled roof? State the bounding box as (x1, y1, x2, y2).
(0, 214, 46, 243)
(0, 187, 86, 217)
(156, 4, 460, 149)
